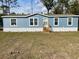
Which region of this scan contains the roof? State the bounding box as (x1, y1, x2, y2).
(1, 14, 47, 18)
(49, 14, 79, 17)
(2, 14, 29, 18)
(2, 13, 79, 18)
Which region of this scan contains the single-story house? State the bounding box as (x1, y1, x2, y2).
(2, 14, 79, 32)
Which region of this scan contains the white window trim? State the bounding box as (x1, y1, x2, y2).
(67, 17, 73, 26)
(10, 18, 17, 27)
(53, 18, 59, 26)
(29, 17, 39, 26)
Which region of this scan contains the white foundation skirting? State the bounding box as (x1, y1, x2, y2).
(3, 28, 43, 32)
(26, 28, 43, 32)
(52, 27, 78, 32)
(3, 27, 78, 32)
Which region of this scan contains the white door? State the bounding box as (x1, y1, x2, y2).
(43, 18, 49, 27)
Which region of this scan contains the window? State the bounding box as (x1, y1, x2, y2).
(34, 18, 37, 25)
(30, 18, 38, 26)
(67, 18, 73, 26)
(54, 18, 59, 26)
(11, 19, 16, 26)
(30, 18, 33, 25)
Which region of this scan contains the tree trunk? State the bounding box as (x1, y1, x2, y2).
(47, 9, 49, 14)
(7, 1, 10, 14)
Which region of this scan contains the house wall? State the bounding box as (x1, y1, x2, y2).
(3, 14, 78, 32)
(49, 17, 78, 32)
(3, 15, 46, 32)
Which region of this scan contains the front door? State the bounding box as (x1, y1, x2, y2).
(43, 18, 50, 32)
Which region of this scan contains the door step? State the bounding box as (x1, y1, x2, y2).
(43, 27, 51, 32)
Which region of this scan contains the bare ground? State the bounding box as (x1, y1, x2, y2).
(0, 32, 79, 59)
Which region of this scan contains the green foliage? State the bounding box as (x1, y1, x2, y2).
(70, 0, 79, 15)
(41, 0, 71, 14)
(57, 0, 70, 14)
(53, 0, 79, 14)
(53, 5, 63, 14)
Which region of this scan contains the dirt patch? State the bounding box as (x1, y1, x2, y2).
(53, 52, 70, 59)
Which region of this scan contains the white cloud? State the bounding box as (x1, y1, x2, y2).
(11, 2, 32, 14)
(11, 0, 47, 14)
(33, 0, 47, 13)
(42, 7, 47, 12)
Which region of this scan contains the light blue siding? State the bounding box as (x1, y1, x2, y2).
(3, 18, 27, 28)
(25, 15, 44, 28)
(3, 15, 46, 28)
(49, 17, 78, 27)
(3, 14, 79, 32)
(49, 17, 78, 31)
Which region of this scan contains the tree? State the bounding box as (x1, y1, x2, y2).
(0, 0, 18, 14)
(6, 0, 18, 13)
(70, 0, 79, 15)
(53, 5, 63, 14)
(58, 0, 70, 14)
(40, 0, 55, 14)
(0, 0, 4, 12)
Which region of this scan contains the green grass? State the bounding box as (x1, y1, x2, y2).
(0, 32, 79, 59)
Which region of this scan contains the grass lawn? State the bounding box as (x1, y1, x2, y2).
(0, 32, 79, 59)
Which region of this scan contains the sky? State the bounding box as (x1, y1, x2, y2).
(11, 0, 47, 14)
